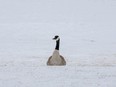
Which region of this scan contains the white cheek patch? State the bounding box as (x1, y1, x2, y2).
(56, 37, 60, 41)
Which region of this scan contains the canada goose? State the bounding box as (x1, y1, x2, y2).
(47, 35, 66, 66)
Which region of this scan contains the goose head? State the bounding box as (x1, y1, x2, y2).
(53, 35, 60, 41)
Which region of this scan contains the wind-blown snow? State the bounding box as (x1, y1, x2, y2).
(0, 0, 116, 87)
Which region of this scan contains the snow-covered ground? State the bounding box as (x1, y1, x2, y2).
(0, 0, 116, 87)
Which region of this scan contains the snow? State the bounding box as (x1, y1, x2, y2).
(0, 0, 116, 87)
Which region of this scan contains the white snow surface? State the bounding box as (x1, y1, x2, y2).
(0, 0, 116, 87)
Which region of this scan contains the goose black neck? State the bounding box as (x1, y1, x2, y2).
(55, 39, 60, 50)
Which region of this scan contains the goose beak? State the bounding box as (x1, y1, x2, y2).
(53, 38, 55, 40)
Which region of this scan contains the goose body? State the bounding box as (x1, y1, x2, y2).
(47, 36, 66, 66)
